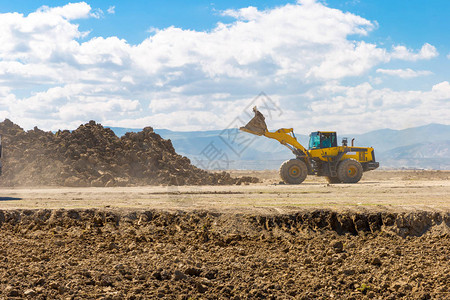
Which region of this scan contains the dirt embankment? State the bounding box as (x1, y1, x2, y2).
(0, 209, 448, 299)
(0, 119, 258, 187)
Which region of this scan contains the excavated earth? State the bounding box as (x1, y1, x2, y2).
(0, 119, 257, 187)
(0, 209, 448, 299)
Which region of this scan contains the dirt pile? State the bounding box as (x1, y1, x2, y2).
(0, 119, 258, 187)
(0, 209, 448, 299)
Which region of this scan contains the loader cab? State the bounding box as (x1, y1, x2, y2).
(309, 131, 337, 149)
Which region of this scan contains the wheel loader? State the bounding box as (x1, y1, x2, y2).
(239, 107, 379, 184)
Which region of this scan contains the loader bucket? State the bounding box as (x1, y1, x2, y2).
(239, 106, 268, 136)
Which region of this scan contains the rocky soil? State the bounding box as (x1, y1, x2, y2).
(0, 209, 448, 299)
(0, 119, 258, 187)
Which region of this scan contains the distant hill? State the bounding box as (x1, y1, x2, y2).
(108, 123, 450, 170)
(378, 140, 450, 170)
(349, 123, 450, 152)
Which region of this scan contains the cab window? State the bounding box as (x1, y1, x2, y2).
(310, 132, 337, 149)
(320, 133, 337, 148)
(309, 132, 321, 149)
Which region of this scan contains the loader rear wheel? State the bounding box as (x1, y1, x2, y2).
(279, 159, 307, 184)
(326, 176, 341, 184)
(337, 159, 363, 183)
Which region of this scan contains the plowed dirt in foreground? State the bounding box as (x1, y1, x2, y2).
(0, 171, 449, 299)
(1, 209, 449, 299)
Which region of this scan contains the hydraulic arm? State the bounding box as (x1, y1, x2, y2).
(239, 107, 308, 156)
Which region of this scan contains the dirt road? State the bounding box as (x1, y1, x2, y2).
(1, 170, 448, 212)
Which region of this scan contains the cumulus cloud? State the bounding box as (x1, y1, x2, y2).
(376, 68, 433, 78)
(0, 0, 445, 132)
(39, 2, 92, 20)
(305, 81, 450, 132)
(0, 3, 89, 63)
(221, 6, 261, 20)
(391, 43, 438, 61)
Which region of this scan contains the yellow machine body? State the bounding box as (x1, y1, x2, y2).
(240, 107, 379, 184)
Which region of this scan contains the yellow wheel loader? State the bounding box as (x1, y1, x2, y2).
(240, 107, 379, 184)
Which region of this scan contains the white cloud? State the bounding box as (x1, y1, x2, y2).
(221, 6, 261, 20)
(0, 4, 89, 63)
(307, 41, 387, 79)
(0, 0, 446, 133)
(391, 43, 438, 61)
(376, 68, 433, 78)
(38, 2, 92, 20)
(107, 6, 115, 14)
(90, 8, 104, 19)
(305, 81, 450, 132)
(430, 81, 450, 97)
(369, 76, 383, 85)
(0, 87, 11, 97)
(58, 98, 140, 120)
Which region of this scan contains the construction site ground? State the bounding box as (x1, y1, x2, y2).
(1, 170, 449, 299)
(0, 170, 448, 212)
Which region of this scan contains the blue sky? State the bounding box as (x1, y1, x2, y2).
(0, 0, 448, 133)
(3, 1, 448, 48)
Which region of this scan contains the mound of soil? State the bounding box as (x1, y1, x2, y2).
(0, 119, 258, 187)
(0, 209, 448, 299)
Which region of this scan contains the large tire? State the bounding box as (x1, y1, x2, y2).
(326, 176, 341, 184)
(279, 159, 308, 184)
(337, 159, 363, 183)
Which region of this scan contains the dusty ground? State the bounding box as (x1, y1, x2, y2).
(0, 170, 448, 212)
(0, 170, 449, 299)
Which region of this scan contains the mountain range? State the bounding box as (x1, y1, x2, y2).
(109, 123, 450, 170)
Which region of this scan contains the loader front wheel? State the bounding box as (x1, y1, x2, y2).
(279, 159, 307, 184)
(337, 159, 363, 183)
